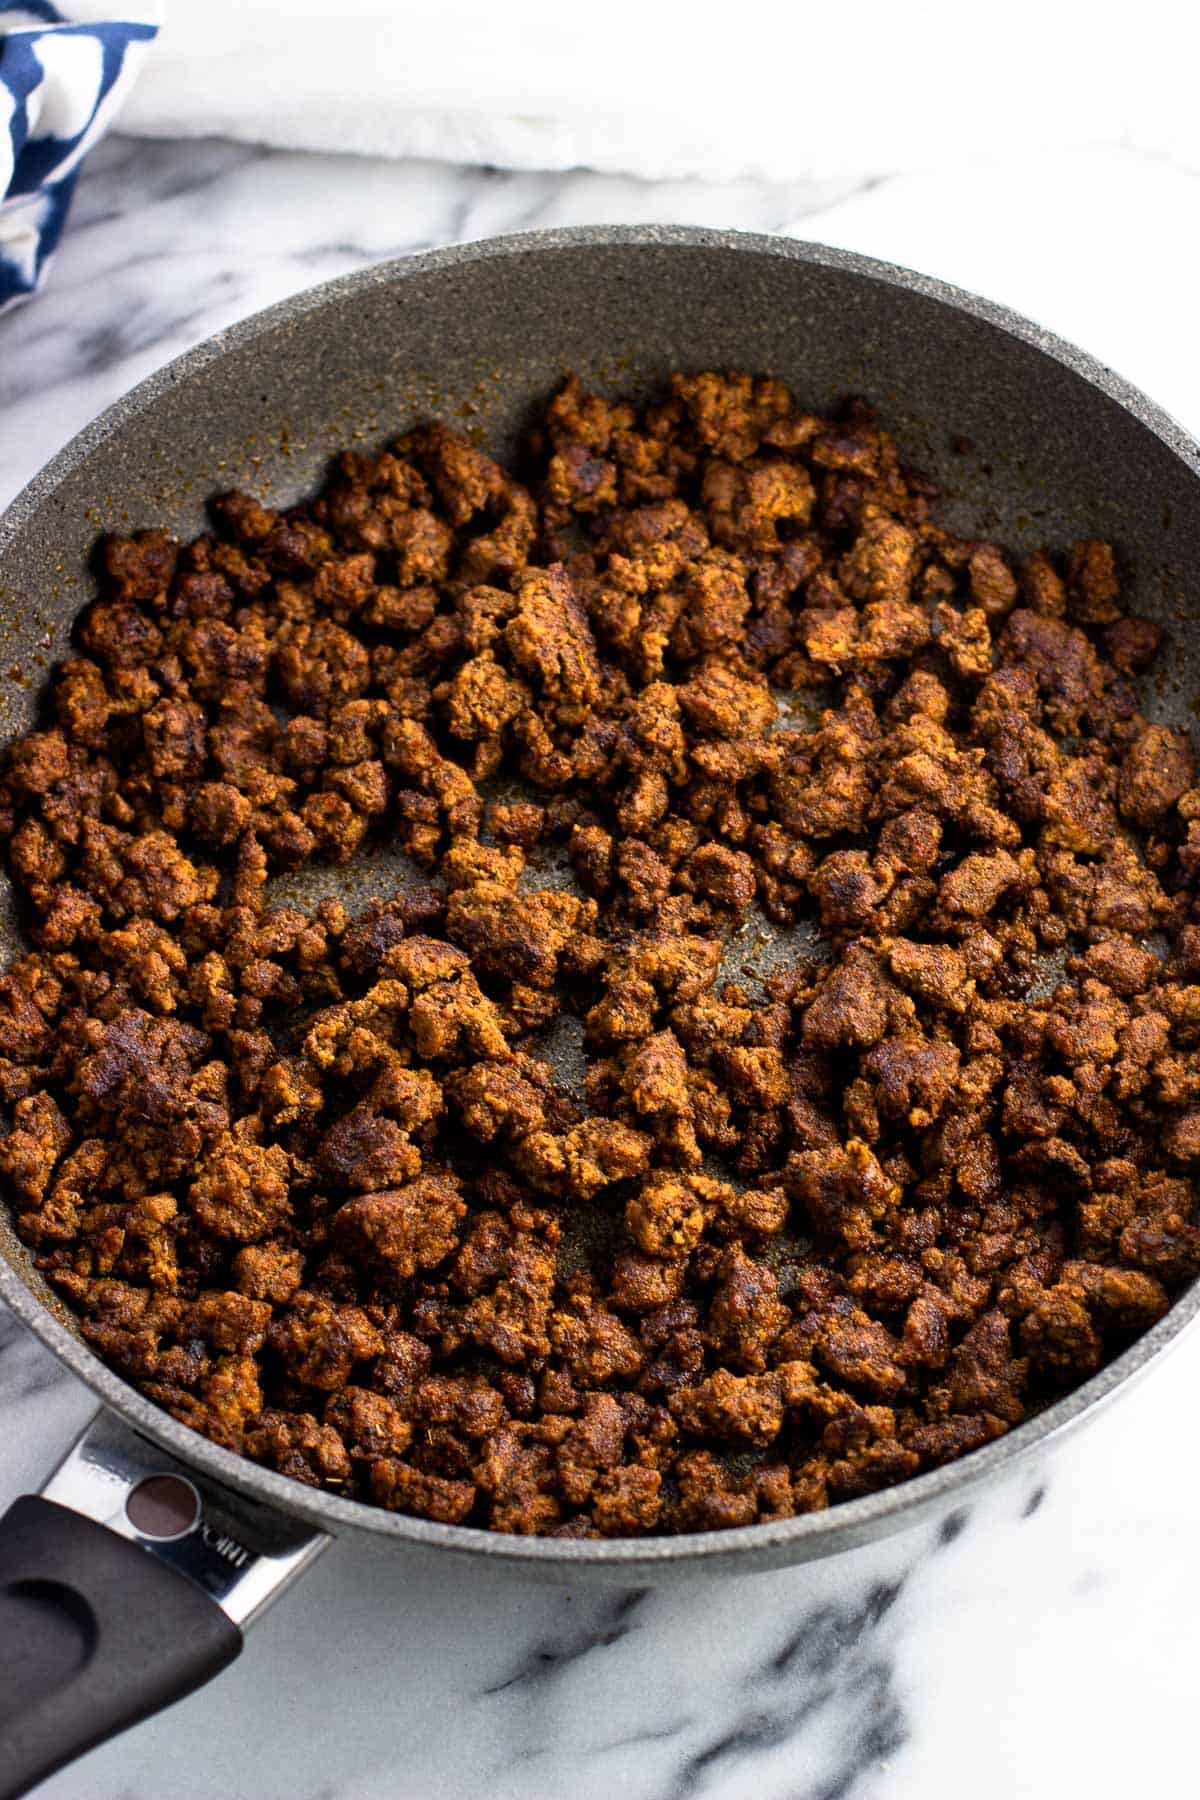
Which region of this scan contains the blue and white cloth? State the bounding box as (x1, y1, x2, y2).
(0, 2, 156, 311)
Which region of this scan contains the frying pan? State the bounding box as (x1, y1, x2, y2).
(2, 224, 1199, 1797)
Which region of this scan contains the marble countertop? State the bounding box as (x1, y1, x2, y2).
(3, 134, 1200, 1800)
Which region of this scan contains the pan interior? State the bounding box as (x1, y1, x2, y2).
(2, 231, 1200, 1553)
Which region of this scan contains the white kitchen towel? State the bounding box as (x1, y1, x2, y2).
(0, 0, 156, 308)
(122, 0, 1199, 185)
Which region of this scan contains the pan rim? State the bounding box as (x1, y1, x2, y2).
(2, 221, 1199, 1570)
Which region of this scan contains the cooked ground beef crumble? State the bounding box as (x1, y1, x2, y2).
(1, 370, 1198, 1536)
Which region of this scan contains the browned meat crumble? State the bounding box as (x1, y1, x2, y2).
(1, 370, 1198, 1536)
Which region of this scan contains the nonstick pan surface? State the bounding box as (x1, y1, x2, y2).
(2, 225, 1200, 1584)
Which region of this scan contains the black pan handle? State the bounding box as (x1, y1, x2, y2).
(0, 1408, 327, 1798)
(0, 1494, 242, 1798)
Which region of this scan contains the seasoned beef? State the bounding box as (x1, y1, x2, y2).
(2, 369, 1196, 1536)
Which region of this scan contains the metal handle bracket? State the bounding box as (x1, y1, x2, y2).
(41, 1409, 328, 1625)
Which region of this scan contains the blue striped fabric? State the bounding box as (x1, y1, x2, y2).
(0, 3, 156, 310)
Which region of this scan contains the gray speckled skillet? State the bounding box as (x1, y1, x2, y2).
(1, 225, 1199, 1796)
